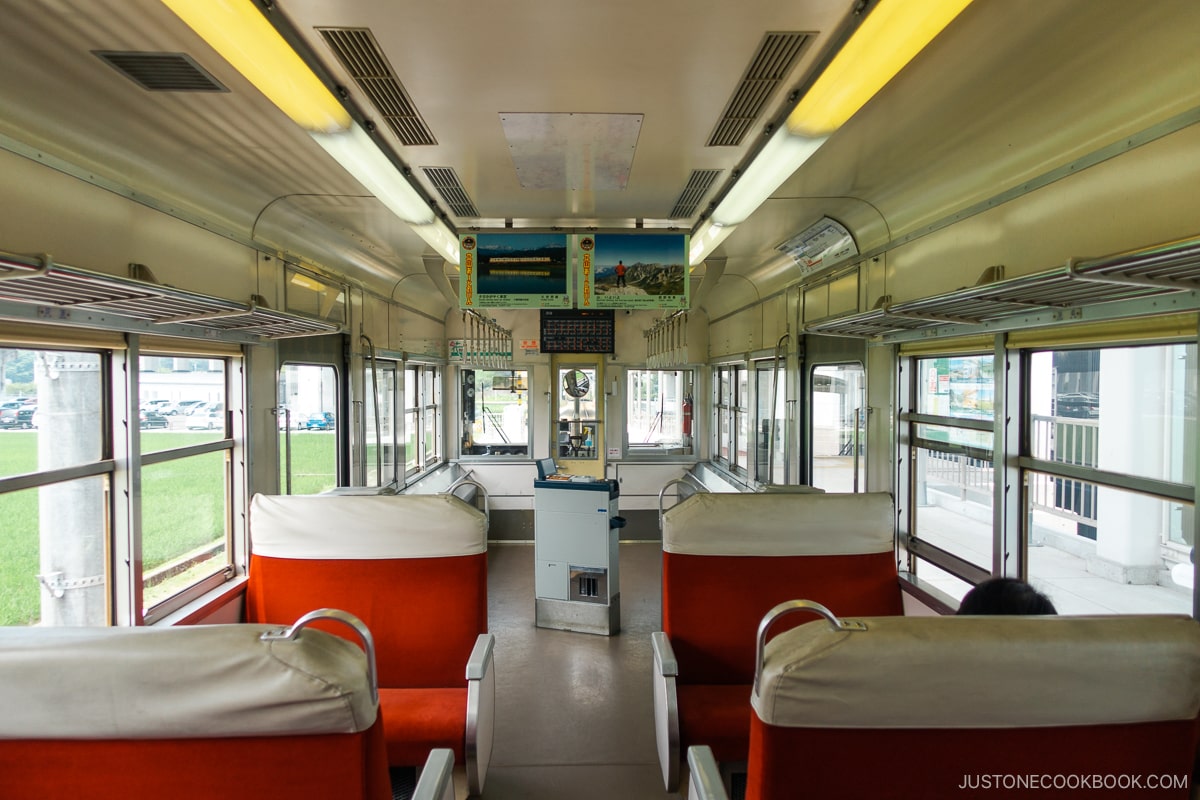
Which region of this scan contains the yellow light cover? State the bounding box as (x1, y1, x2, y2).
(162, 0, 351, 133)
(788, 0, 973, 138)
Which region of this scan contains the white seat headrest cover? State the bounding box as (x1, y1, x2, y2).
(662, 492, 894, 556)
(0, 623, 377, 739)
(251, 493, 487, 559)
(753, 615, 1200, 728)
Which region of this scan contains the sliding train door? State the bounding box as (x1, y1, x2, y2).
(804, 335, 867, 492)
(276, 335, 346, 494)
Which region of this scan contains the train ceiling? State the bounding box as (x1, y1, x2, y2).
(0, 1, 1196, 319)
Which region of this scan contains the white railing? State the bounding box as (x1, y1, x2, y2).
(919, 416, 1100, 527)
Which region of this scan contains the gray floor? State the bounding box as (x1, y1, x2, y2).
(483, 541, 681, 800)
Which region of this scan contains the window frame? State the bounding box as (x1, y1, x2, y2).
(898, 337, 1197, 616)
(901, 352, 998, 589)
(622, 368, 695, 459)
(404, 361, 442, 479)
(0, 337, 245, 628)
(459, 367, 532, 459)
(712, 361, 749, 477)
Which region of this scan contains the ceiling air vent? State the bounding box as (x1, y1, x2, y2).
(318, 27, 436, 146)
(669, 169, 723, 219)
(706, 32, 810, 147)
(93, 51, 227, 92)
(422, 167, 480, 218)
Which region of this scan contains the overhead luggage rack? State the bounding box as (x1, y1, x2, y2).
(805, 235, 1200, 340)
(0, 253, 341, 340)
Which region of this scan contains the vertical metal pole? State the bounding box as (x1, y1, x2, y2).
(997, 333, 1022, 579)
(1193, 321, 1199, 619)
(769, 333, 788, 485)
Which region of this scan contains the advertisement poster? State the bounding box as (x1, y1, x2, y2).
(460, 233, 572, 309)
(579, 233, 689, 310)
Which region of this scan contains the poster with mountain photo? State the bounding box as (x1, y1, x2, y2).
(578, 233, 689, 310)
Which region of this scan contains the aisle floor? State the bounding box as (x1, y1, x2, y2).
(480, 541, 679, 800)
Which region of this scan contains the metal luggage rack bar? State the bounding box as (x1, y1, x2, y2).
(804, 235, 1200, 340)
(0, 252, 341, 340)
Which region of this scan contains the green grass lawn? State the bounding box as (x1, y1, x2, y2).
(1, 430, 337, 625)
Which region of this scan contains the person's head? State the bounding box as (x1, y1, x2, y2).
(956, 577, 1057, 616)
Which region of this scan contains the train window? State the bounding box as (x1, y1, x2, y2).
(556, 367, 599, 460)
(141, 450, 230, 611)
(811, 363, 865, 492)
(284, 264, 347, 324)
(139, 355, 226, 448)
(1023, 344, 1195, 615)
(3, 479, 110, 626)
(1, 348, 108, 626)
(138, 355, 233, 619)
(1, 349, 104, 467)
(713, 364, 748, 475)
(626, 369, 693, 455)
(405, 364, 441, 475)
(754, 362, 784, 483)
(908, 355, 996, 582)
(364, 361, 398, 486)
(422, 367, 440, 468)
(461, 369, 529, 457)
(278, 363, 338, 494)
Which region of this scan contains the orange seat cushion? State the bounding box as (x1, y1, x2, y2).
(0, 722, 390, 800)
(664, 551, 903, 686)
(247, 553, 487, 688)
(677, 683, 755, 762)
(747, 718, 1200, 799)
(380, 687, 468, 766)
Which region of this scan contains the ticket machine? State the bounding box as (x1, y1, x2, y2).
(533, 458, 622, 635)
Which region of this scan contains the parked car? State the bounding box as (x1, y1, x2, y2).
(0, 401, 35, 429)
(300, 411, 335, 431)
(139, 408, 169, 429)
(168, 399, 206, 416)
(185, 402, 224, 430)
(15, 404, 35, 429)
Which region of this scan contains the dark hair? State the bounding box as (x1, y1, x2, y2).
(956, 577, 1057, 616)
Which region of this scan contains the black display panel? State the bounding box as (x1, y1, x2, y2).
(539, 309, 615, 354)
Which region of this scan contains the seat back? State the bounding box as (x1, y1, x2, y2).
(661, 492, 900, 685)
(749, 614, 1200, 799)
(247, 493, 488, 689)
(0, 620, 389, 800)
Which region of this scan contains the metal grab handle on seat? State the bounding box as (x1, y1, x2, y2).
(261, 608, 379, 706)
(753, 599, 866, 695)
(657, 476, 707, 529)
(447, 476, 490, 523)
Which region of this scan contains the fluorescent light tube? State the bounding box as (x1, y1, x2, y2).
(162, 0, 351, 133)
(689, 219, 736, 266)
(692, 0, 971, 264)
(788, 0, 973, 137)
(710, 129, 826, 228)
(311, 126, 460, 263)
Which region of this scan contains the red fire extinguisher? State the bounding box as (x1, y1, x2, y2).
(682, 396, 693, 437)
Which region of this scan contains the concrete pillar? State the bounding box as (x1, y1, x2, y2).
(1094, 348, 1165, 579)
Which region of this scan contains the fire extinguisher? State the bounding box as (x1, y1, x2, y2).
(682, 396, 693, 437)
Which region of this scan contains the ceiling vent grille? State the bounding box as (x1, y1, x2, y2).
(318, 27, 436, 146)
(706, 32, 810, 147)
(669, 169, 723, 219)
(422, 167, 480, 218)
(93, 51, 227, 92)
